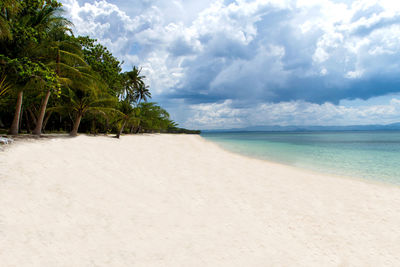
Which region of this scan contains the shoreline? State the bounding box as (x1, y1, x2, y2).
(199, 135, 400, 189)
(1, 134, 400, 265)
(2, 133, 399, 188)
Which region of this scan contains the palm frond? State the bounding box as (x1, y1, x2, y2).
(58, 77, 72, 86)
(59, 50, 87, 66)
(0, 16, 12, 40)
(0, 75, 12, 97)
(58, 41, 83, 55)
(87, 106, 121, 116)
(88, 97, 118, 107)
(46, 105, 69, 113)
(48, 62, 82, 76)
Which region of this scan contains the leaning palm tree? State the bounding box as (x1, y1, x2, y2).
(115, 100, 140, 138)
(50, 67, 118, 136)
(3, 1, 72, 135)
(31, 6, 80, 135)
(67, 89, 117, 136)
(50, 86, 118, 136)
(1, 0, 22, 134)
(8, 90, 22, 135)
(32, 39, 87, 135)
(8, 76, 46, 135)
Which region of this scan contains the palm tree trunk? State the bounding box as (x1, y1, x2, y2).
(70, 112, 83, 136)
(27, 107, 38, 126)
(116, 118, 127, 139)
(25, 110, 32, 133)
(42, 111, 52, 133)
(105, 117, 110, 133)
(32, 89, 51, 135)
(19, 106, 24, 132)
(8, 90, 23, 135)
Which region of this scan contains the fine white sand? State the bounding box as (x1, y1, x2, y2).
(1, 134, 400, 266)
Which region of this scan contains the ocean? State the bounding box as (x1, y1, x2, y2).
(201, 131, 400, 184)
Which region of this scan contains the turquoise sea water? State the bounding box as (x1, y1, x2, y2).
(201, 131, 400, 184)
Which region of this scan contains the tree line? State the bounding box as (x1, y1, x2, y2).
(0, 0, 200, 137)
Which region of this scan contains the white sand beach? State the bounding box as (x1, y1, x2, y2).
(0, 134, 400, 266)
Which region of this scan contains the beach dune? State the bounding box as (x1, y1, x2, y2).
(0, 134, 400, 266)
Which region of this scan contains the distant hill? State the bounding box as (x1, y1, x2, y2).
(202, 122, 400, 133)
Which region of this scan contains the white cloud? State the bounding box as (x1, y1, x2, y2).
(183, 97, 400, 129)
(313, 47, 330, 63)
(345, 69, 364, 79)
(60, 0, 400, 128)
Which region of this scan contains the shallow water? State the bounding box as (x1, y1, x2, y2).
(202, 131, 400, 184)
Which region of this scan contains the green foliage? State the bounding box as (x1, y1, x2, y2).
(0, 0, 67, 93)
(0, 55, 58, 88)
(0, 0, 199, 136)
(76, 36, 123, 95)
(1, 0, 69, 55)
(137, 102, 175, 132)
(167, 127, 201, 134)
(0, 0, 17, 40)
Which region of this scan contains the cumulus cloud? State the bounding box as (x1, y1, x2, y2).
(60, 0, 400, 127)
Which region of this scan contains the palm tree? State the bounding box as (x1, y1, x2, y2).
(112, 66, 149, 137)
(8, 91, 22, 134)
(1, 0, 21, 134)
(50, 65, 118, 136)
(115, 100, 140, 138)
(135, 82, 151, 104)
(115, 67, 151, 137)
(32, 39, 87, 135)
(31, 6, 78, 135)
(7, 78, 39, 135)
(50, 86, 118, 136)
(3, 1, 72, 135)
(0, 0, 20, 40)
(121, 66, 145, 104)
(68, 89, 117, 136)
(137, 102, 170, 132)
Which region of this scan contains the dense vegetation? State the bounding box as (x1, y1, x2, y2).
(0, 0, 200, 137)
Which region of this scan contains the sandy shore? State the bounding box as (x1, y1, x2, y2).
(0, 134, 400, 266)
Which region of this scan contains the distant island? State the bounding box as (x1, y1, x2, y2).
(203, 122, 400, 133)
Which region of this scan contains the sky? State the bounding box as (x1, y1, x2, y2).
(60, 0, 400, 129)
